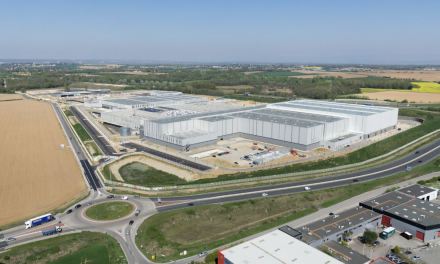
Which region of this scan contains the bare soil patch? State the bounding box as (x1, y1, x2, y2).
(108, 155, 200, 181)
(0, 99, 85, 226)
(357, 91, 440, 103)
(0, 94, 24, 100)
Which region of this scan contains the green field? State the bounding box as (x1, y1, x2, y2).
(103, 161, 187, 187)
(0, 232, 124, 263)
(73, 123, 92, 141)
(86, 202, 133, 220)
(64, 109, 74, 117)
(48, 244, 109, 264)
(136, 156, 440, 262)
(251, 71, 313, 77)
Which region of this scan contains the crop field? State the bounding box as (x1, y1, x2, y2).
(361, 82, 440, 94)
(0, 97, 85, 226)
(357, 91, 440, 103)
(252, 71, 313, 77)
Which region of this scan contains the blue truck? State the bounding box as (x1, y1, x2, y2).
(42, 226, 62, 236)
(25, 213, 53, 229)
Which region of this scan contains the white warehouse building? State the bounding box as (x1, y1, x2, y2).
(142, 100, 398, 151)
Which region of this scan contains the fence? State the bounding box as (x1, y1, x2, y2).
(103, 128, 440, 191)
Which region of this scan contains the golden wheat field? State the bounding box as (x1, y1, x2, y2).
(0, 95, 85, 226)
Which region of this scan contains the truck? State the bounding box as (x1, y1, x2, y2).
(42, 226, 62, 236)
(379, 227, 395, 240)
(25, 213, 53, 229)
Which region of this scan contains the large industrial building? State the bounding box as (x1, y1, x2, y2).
(360, 184, 440, 242)
(142, 100, 398, 151)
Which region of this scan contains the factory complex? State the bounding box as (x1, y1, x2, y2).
(142, 98, 398, 151)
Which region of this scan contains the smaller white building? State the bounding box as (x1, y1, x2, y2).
(218, 230, 342, 264)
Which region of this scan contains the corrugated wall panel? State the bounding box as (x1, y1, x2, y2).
(279, 124, 286, 141)
(263, 121, 272, 138)
(257, 120, 263, 136)
(272, 122, 280, 140)
(291, 126, 299, 143)
(299, 127, 308, 144)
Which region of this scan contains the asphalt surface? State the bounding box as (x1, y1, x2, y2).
(69, 106, 118, 156)
(123, 142, 212, 171)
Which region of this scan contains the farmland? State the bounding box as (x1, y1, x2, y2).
(0, 96, 85, 226)
(361, 82, 440, 94)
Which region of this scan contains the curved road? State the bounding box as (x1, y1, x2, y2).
(2, 97, 440, 263)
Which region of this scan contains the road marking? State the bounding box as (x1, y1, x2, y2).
(159, 145, 440, 206)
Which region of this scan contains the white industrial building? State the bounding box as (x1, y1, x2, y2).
(218, 230, 342, 264)
(142, 100, 398, 151)
(99, 93, 207, 109)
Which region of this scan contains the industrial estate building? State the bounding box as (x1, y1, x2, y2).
(142, 99, 398, 151)
(218, 230, 342, 264)
(360, 184, 440, 242)
(318, 241, 371, 264)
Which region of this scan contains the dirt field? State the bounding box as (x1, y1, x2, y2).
(356, 91, 440, 103)
(0, 96, 86, 226)
(108, 155, 199, 181)
(0, 94, 24, 100)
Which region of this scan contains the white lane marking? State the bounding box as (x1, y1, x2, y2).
(162, 145, 440, 205)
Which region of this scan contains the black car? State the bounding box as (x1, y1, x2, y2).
(353, 179, 358, 182)
(234, 162, 238, 164)
(418, 160, 423, 163)
(129, 220, 134, 225)
(66, 209, 73, 214)
(74, 204, 81, 209)
(188, 203, 194, 206)
(415, 151, 419, 154)
(107, 195, 114, 199)
(329, 212, 334, 216)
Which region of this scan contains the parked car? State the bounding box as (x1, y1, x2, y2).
(5, 237, 16, 242)
(212, 155, 216, 157)
(358, 236, 365, 243)
(126, 230, 130, 235)
(87, 202, 93, 206)
(198, 251, 208, 257)
(74, 204, 81, 209)
(121, 196, 128, 200)
(188, 203, 194, 206)
(234, 148, 238, 151)
(329, 212, 334, 216)
(373, 241, 380, 246)
(129, 220, 134, 225)
(411, 256, 421, 261)
(66, 209, 73, 214)
(234, 162, 238, 164)
(304, 187, 311, 190)
(386, 254, 396, 259)
(107, 195, 114, 199)
(262, 193, 268, 197)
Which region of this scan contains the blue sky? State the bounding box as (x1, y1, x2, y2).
(1, 0, 440, 64)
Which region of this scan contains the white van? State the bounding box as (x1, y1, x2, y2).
(304, 187, 311, 191)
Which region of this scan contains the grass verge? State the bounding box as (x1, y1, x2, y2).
(0, 232, 124, 264)
(72, 123, 92, 141)
(136, 157, 440, 262)
(85, 141, 103, 156)
(85, 202, 133, 220)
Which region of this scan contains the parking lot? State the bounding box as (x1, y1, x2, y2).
(349, 226, 440, 263)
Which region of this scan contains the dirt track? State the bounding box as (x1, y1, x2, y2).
(0, 95, 86, 226)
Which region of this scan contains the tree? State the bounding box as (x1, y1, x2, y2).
(204, 249, 218, 263)
(401, 99, 408, 103)
(341, 241, 349, 247)
(364, 231, 378, 244)
(64, 84, 71, 92)
(20, 88, 26, 93)
(131, 79, 136, 85)
(393, 245, 401, 254)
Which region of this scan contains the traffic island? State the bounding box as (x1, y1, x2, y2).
(83, 201, 135, 221)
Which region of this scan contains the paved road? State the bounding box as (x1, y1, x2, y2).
(123, 142, 212, 171)
(69, 106, 118, 156)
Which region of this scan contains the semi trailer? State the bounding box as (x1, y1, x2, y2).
(42, 226, 62, 236)
(25, 213, 53, 229)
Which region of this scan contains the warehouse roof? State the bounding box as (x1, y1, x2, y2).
(297, 207, 381, 244)
(370, 257, 394, 264)
(278, 225, 303, 238)
(170, 130, 215, 139)
(386, 198, 440, 227)
(273, 102, 378, 116)
(292, 100, 391, 114)
(229, 111, 324, 128)
(397, 184, 438, 198)
(359, 191, 415, 211)
(222, 230, 342, 264)
(319, 241, 370, 264)
(253, 108, 345, 123)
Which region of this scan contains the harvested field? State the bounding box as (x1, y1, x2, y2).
(356, 91, 440, 103)
(0, 98, 85, 226)
(0, 94, 24, 101)
(363, 70, 440, 82)
(289, 70, 367, 79)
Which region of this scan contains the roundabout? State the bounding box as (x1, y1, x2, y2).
(83, 201, 135, 221)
